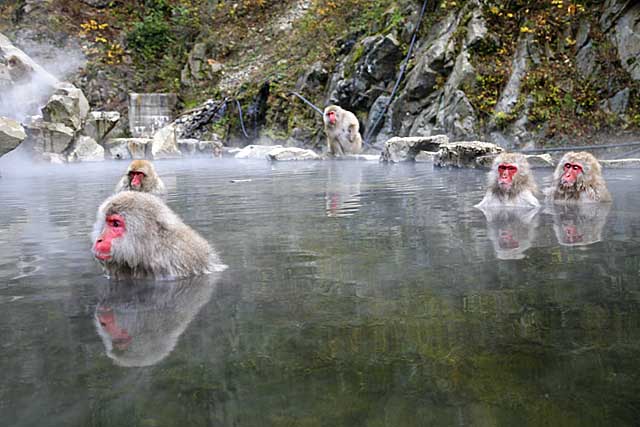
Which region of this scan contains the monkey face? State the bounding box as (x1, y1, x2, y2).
(497, 163, 518, 190)
(128, 171, 146, 189)
(94, 214, 126, 260)
(326, 110, 337, 125)
(560, 162, 583, 187)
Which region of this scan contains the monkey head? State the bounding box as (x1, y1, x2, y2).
(490, 153, 537, 198)
(550, 151, 611, 203)
(126, 160, 156, 190)
(323, 105, 341, 127)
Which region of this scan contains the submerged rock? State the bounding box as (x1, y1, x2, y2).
(434, 141, 503, 168)
(0, 116, 26, 156)
(380, 135, 449, 162)
(67, 135, 104, 162)
(267, 147, 320, 161)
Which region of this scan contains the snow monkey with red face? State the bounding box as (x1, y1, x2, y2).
(476, 152, 540, 208)
(546, 151, 611, 203)
(114, 160, 166, 197)
(92, 192, 226, 280)
(323, 105, 363, 156)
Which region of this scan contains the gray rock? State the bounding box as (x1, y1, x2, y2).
(576, 40, 597, 79)
(614, 3, 640, 81)
(576, 18, 591, 49)
(415, 151, 437, 162)
(235, 144, 283, 159)
(151, 124, 182, 159)
(177, 138, 199, 156)
(600, 0, 633, 32)
(600, 88, 630, 114)
(128, 138, 151, 159)
(465, 8, 488, 48)
(83, 111, 120, 143)
(104, 138, 132, 160)
(295, 61, 329, 92)
(434, 141, 503, 168)
(476, 153, 554, 169)
(67, 135, 104, 162)
(0, 116, 26, 156)
(180, 43, 223, 86)
(494, 34, 532, 115)
(129, 93, 177, 138)
(361, 34, 402, 82)
(41, 82, 90, 130)
(81, 0, 112, 7)
(198, 140, 224, 157)
(380, 135, 449, 162)
(267, 147, 320, 161)
(39, 152, 67, 164)
(24, 119, 74, 154)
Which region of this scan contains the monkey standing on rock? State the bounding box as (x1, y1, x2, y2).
(546, 151, 611, 203)
(92, 192, 226, 280)
(476, 152, 540, 208)
(323, 105, 363, 156)
(114, 160, 166, 197)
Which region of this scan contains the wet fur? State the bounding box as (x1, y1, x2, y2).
(476, 153, 540, 208)
(92, 192, 224, 279)
(114, 160, 166, 197)
(323, 105, 363, 156)
(546, 151, 611, 203)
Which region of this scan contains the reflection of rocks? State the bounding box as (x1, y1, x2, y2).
(478, 206, 539, 260)
(325, 163, 363, 218)
(551, 203, 610, 247)
(94, 274, 221, 368)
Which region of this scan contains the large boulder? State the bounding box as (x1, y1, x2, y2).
(151, 124, 181, 159)
(235, 144, 283, 159)
(0, 116, 26, 156)
(177, 138, 223, 157)
(476, 153, 554, 169)
(266, 147, 320, 161)
(41, 82, 90, 130)
(0, 32, 59, 122)
(83, 111, 120, 143)
(380, 135, 449, 162)
(434, 141, 503, 168)
(613, 2, 640, 81)
(104, 137, 152, 160)
(67, 135, 104, 162)
(24, 119, 74, 154)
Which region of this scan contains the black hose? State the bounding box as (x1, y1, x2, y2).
(289, 91, 325, 116)
(363, 0, 430, 145)
(234, 98, 250, 139)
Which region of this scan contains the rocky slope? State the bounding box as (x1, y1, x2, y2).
(0, 0, 639, 153)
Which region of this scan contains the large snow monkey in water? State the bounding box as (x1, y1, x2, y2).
(546, 151, 611, 203)
(92, 192, 226, 280)
(114, 160, 166, 198)
(476, 152, 540, 208)
(323, 105, 363, 156)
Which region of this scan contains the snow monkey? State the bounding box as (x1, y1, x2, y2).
(114, 160, 166, 197)
(546, 151, 611, 203)
(323, 105, 363, 156)
(475, 152, 540, 208)
(92, 192, 226, 280)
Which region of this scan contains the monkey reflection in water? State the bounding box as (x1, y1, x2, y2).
(478, 206, 540, 260)
(551, 203, 611, 247)
(94, 274, 220, 367)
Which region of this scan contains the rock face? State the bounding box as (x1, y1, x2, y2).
(129, 93, 177, 138)
(0, 116, 26, 156)
(266, 146, 320, 161)
(613, 2, 640, 81)
(380, 135, 449, 162)
(180, 43, 223, 86)
(41, 82, 90, 130)
(434, 141, 503, 168)
(67, 135, 104, 162)
(23, 119, 74, 154)
(83, 111, 120, 143)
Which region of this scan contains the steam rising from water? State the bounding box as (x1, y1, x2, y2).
(0, 32, 86, 122)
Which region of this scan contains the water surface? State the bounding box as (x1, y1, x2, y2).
(1, 159, 639, 426)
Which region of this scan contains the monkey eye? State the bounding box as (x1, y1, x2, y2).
(564, 163, 582, 171)
(106, 214, 125, 229)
